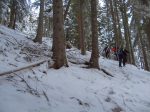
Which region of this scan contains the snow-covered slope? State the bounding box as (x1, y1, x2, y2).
(0, 25, 150, 112)
(0, 25, 51, 73)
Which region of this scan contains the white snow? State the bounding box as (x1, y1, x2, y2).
(0, 25, 150, 112)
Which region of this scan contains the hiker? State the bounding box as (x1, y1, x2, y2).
(118, 48, 129, 67)
(103, 46, 110, 58)
(111, 46, 119, 60)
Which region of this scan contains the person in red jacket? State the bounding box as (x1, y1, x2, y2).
(111, 46, 119, 60)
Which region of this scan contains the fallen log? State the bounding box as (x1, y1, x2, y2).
(0, 59, 50, 76)
(69, 60, 89, 65)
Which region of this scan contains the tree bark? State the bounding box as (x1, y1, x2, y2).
(89, 0, 100, 69)
(76, 0, 86, 55)
(105, 0, 111, 39)
(52, 0, 68, 69)
(144, 18, 150, 49)
(114, 0, 122, 42)
(120, 0, 135, 65)
(138, 33, 149, 71)
(123, 0, 135, 65)
(8, 0, 16, 29)
(33, 0, 44, 44)
(109, 0, 119, 47)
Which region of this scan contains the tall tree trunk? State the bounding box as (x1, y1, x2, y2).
(144, 18, 150, 49)
(76, 0, 86, 55)
(105, 0, 110, 38)
(105, 0, 113, 41)
(52, 0, 71, 51)
(123, 0, 135, 65)
(52, 0, 68, 69)
(120, 0, 135, 65)
(89, 0, 100, 69)
(33, 0, 44, 44)
(138, 33, 149, 71)
(114, 0, 122, 42)
(13, 11, 16, 29)
(144, 18, 150, 71)
(109, 0, 119, 47)
(8, 0, 16, 29)
(120, 1, 130, 62)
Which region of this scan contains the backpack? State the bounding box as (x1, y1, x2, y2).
(117, 49, 123, 56)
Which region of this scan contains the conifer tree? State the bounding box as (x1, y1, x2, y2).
(52, 0, 68, 69)
(89, 0, 100, 69)
(33, 0, 44, 43)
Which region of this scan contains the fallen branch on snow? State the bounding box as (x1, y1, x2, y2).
(43, 91, 50, 102)
(0, 59, 50, 76)
(101, 68, 114, 77)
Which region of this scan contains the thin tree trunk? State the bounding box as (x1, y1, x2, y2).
(109, 0, 119, 47)
(119, 0, 135, 64)
(76, 0, 86, 55)
(89, 0, 100, 69)
(64, 0, 71, 21)
(122, 0, 135, 65)
(8, 0, 16, 29)
(33, 0, 44, 44)
(105, 0, 111, 39)
(120, 1, 130, 62)
(144, 18, 150, 49)
(114, 0, 122, 42)
(138, 33, 149, 71)
(13, 11, 16, 29)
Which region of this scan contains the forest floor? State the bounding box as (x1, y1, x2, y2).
(0, 25, 150, 112)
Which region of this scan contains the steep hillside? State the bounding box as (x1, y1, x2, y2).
(0, 26, 150, 112)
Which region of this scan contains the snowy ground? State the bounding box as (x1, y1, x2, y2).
(0, 25, 150, 112)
